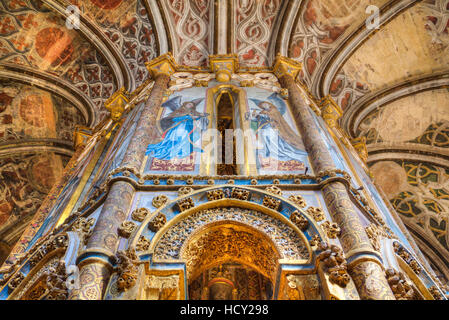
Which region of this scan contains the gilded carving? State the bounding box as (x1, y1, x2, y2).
(152, 195, 168, 208)
(385, 269, 416, 300)
(148, 213, 167, 233)
(207, 189, 225, 201)
(231, 188, 250, 201)
(115, 248, 140, 292)
(290, 210, 309, 231)
(263, 196, 281, 211)
(288, 195, 307, 208)
(321, 221, 341, 239)
(429, 285, 444, 300)
(306, 207, 325, 222)
(153, 207, 309, 265)
(176, 198, 195, 212)
(365, 224, 384, 252)
(317, 242, 350, 288)
(71, 217, 95, 245)
(118, 221, 137, 238)
(178, 187, 194, 197)
(131, 208, 150, 223)
(136, 236, 151, 252)
(265, 185, 282, 196)
(8, 272, 25, 291)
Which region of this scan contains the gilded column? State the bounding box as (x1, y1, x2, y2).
(71, 54, 175, 300)
(275, 55, 394, 300)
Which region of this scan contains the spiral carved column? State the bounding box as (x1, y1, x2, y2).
(70, 57, 172, 299)
(276, 56, 394, 300)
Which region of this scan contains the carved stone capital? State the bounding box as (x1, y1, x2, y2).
(145, 52, 177, 79)
(273, 54, 302, 80)
(209, 54, 239, 82)
(105, 87, 130, 122)
(320, 95, 343, 128)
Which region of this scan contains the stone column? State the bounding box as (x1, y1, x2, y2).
(275, 55, 394, 300)
(71, 54, 174, 300)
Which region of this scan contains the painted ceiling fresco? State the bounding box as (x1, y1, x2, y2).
(0, 0, 449, 283)
(332, 0, 449, 110)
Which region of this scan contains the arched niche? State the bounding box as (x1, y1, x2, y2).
(126, 186, 327, 300)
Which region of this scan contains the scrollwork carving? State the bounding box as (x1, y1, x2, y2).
(131, 208, 150, 222)
(148, 213, 167, 232)
(290, 211, 309, 231)
(265, 185, 282, 196)
(289, 195, 307, 208)
(118, 221, 137, 238)
(321, 221, 341, 239)
(152, 195, 168, 208)
(178, 187, 193, 196)
(306, 207, 325, 222)
(136, 236, 151, 252)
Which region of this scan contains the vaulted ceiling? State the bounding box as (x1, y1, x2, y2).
(0, 0, 448, 284)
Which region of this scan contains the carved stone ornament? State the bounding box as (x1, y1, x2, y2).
(178, 187, 194, 197)
(45, 261, 69, 300)
(71, 217, 95, 245)
(385, 268, 416, 300)
(231, 188, 250, 201)
(148, 213, 167, 232)
(118, 221, 137, 238)
(290, 210, 309, 231)
(136, 236, 151, 252)
(263, 196, 281, 211)
(289, 195, 307, 208)
(409, 260, 422, 275)
(8, 272, 25, 290)
(116, 248, 140, 292)
(310, 235, 321, 248)
(306, 207, 325, 222)
(207, 189, 225, 201)
(321, 221, 341, 239)
(131, 208, 150, 222)
(365, 224, 383, 252)
(265, 185, 282, 196)
(145, 274, 180, 300)
(393, 242, 422, 275)
(317, 242, 350, 288)
(28, 234, 69, 269)
(152, 195, 168, 208)
(429, 285, 444, 300)
(177, 198, 195, 212)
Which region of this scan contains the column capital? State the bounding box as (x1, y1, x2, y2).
(351, 137, 369, 163)
(273, 54, 302, 79)
(145, 52, 177, 79)
(73, 125, 93, 149)
(104, 87, 130, 122)
(209, 54, 239, 82)
(320, 95, 343, 128)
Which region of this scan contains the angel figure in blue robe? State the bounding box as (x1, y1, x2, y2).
(247, 93, 308, 163)
(146, 96, 209, 160)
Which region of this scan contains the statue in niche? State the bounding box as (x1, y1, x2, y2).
(146, 96, 209, 160)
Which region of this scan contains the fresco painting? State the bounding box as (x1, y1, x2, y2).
(244, 87, 310, 174)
